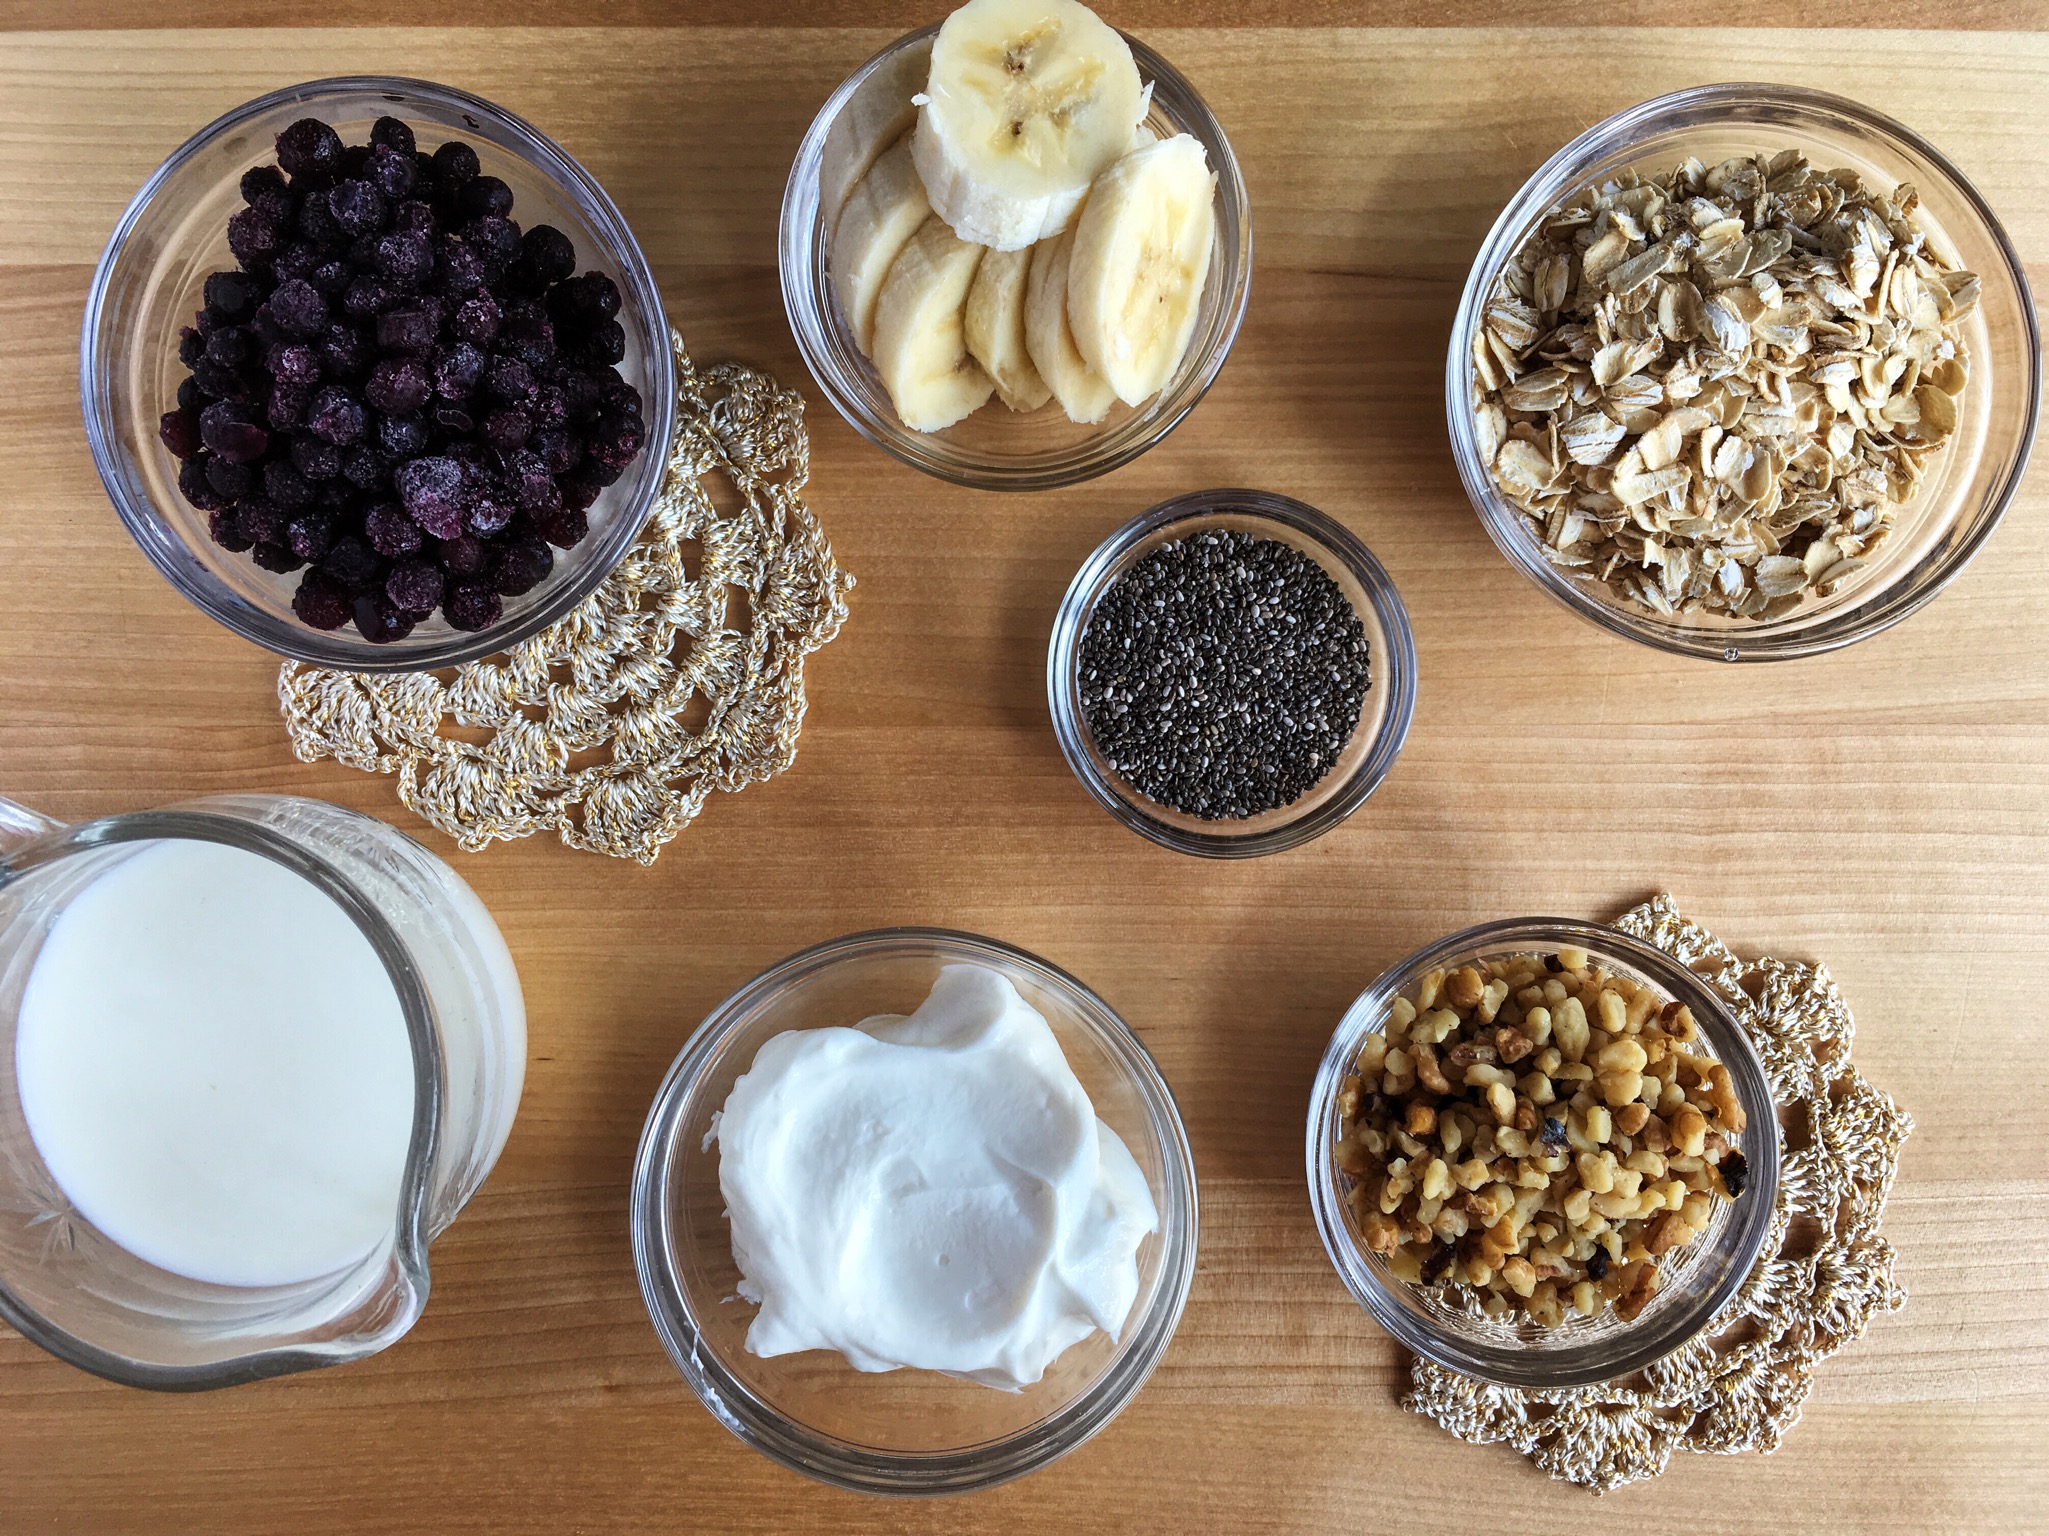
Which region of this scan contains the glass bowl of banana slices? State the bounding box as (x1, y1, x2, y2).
(781, 0, 1252, 490)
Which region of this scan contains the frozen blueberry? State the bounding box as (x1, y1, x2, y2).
(264, 459, 313, 509)
(291, 435, 343, 481)
(343, 275, 396, 319)
(179, 456, 229, 512)
(178, 326, 208, 368)
(191, 356, 252, 404)
(319, 324, 373, 379)
(484, 355, 534, 405)
(238, 496, 287, 546)
(435, 531, 488, 575)
(385, 556, 445, 615)
(267, 342, 323, 385)
(158, 408, 202, 459)
(177, 376, 206, 413)
(202, 327, 252, 369)
(558, 471, 600, 513)
(390, 198, 436, 236)
(376, 411, 431, 459)
(482, 406, 531, 452)
(376, 305, 438, 355)
(354, 593, 417, 644)
(227, 206, 283, 271)
(513, 224, 576, 289)
(364, 500, 423, 557)
(458, 175, 513, 221)
(365, 356, 432, 414)
(375, 230, 435, 289)
(206, 456, 256, 500)
(548, 271, 621, 327)
(590, 412, 644, 470)
(322, 534, 380, 589)
(462, 215, 521, 273)
(286, 508, 334, 561)
(294, 193, 341, 246)
(199, 401, 269, 463)
(443, 582, 502, 633)
(341, 444, 391, 490)
(240, 164, 288, 207)
(433, 341, 486, 399)
(568, 318, 626, 368)
(327, 179, 387, 238)
(431, 139, 480, 187)
(452, 292, 500, 345)
(434, 240, 487, 296)
(292, 569, 353, 630)
(251, 541, 305, 574)
(541, 505, 589, 548)
(598, 378, 643, 419)
(306, 385, 368, 445)
(267, 382, 311, 429)
(366, 145, 416, 202)
(310, 259, 354, 296)
(397, 455, 466, 538)
(464, 495, 513, 537)
(276, 118, 343, 180)
(208, 505, 254, 552)
(370, 116, 415, 156)
(531, 427, 580, 475)
(204, 270, 257, 320)
(270, 279, 329, 339)
(489, 534, 552, 597)
(498, 311, 555, 369)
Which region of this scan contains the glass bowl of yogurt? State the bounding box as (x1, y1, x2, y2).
(629, 929, 1198, 1495)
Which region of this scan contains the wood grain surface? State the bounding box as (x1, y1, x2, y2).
(2, 14, 2048, 1534)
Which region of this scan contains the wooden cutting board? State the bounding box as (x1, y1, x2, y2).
(1, 5, 2045, 1532)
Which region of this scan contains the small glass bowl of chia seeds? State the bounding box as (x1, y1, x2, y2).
(1048, 489, 1417, 858)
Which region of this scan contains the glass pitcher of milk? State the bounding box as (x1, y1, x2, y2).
(0, 792, 524, 1388)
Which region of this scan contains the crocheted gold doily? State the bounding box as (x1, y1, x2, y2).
(1403, 895, 1912, 1492)
(278, 334, 852, 863)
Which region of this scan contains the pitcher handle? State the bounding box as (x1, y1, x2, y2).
(0, 796, 61, 861)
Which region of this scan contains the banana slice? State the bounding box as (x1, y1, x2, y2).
(819, 37, 933, 227)
(965, 246, 1051, 413)
(1066, 132, 1217, 406)
(1024, 225, 1117, 425)
(830, 133, 933, 355)
(871, 217, 996, 432)
(912, 0, 1146, 252)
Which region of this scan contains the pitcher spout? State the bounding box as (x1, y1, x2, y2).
(0, 796, 61, 860)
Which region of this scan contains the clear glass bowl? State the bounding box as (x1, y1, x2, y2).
(1447, 83, 2040, 662)
(780, 28, 1251, 490)
(629, 929, 1198, 1495)
(1047, 489, 1417, 858)
(82, 76, 677, 670)
(1306, 918, 1780, 1388)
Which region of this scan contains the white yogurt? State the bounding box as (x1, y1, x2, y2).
(14, 839, 416, 1288)
(714, 962, 1158, 1390)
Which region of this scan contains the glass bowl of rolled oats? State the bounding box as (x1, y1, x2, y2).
(1449, 83, 2039, 661)
(1306, 919, 1780, 1388)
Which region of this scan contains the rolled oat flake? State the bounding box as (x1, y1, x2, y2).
(1078, 527, 1370, 820)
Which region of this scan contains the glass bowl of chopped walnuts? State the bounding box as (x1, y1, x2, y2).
(1307, 919, 1780, 1388)
(1448, 83, 2039, 662)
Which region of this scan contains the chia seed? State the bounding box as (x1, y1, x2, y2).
(1077, 526, 1371, 820)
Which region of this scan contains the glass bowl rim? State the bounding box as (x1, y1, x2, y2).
(627, 925, 1200, 1496)
(1444, 79, 2042, 663)
(80, 73, 678, 672)
(1304, 915, 1782, 1388)
(777, 26, 1253, 492)
(1047, 488, 1419, 858)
